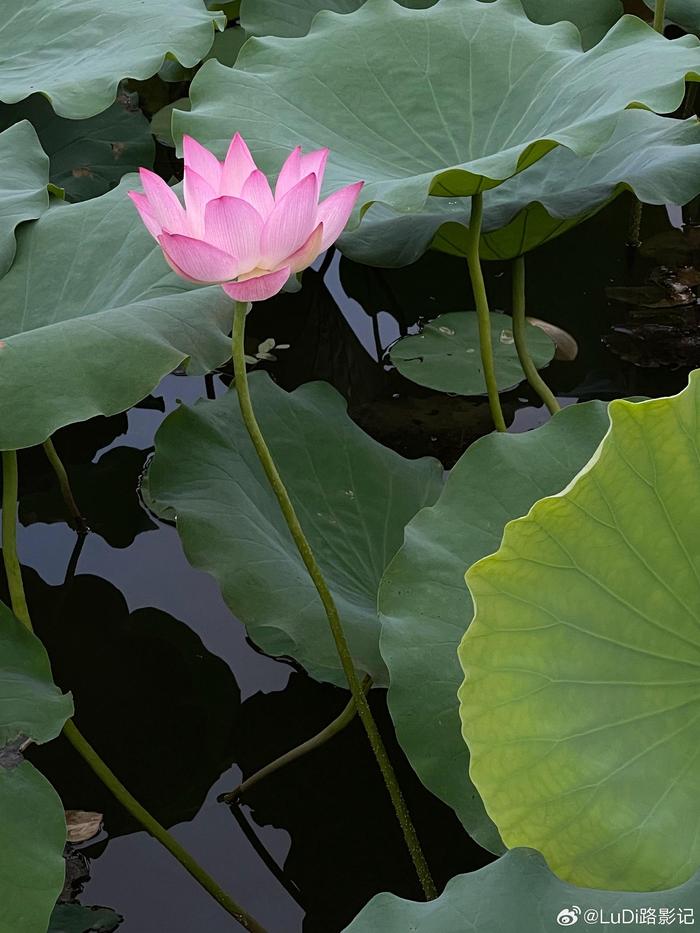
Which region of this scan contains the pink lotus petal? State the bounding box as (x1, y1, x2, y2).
(287, 222, 324, 273)
(260, 174, 318, 270)
(159, 232, 238, 283)
(316, 181, 364, 250)
(222, 266, 291, 302)
(274, 146, 302, 201)
(221, 133, 257, 197)
(139, 168, 187, 234)
(300, 148, 329, 194)
(184, 169, 218, 238)
(240, 170, 275, 220)
(128, 191, 162, 239)
(204, 196, 263, 274)
(182, 135, 222, 191)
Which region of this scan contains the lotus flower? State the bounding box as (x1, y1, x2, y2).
(129, 135, 363, 302)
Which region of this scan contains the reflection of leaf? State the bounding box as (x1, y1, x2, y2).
(0, 1, 225, 118)
(233, 671, 488, 929)
(460, 374, 700, 890)
(0, 600, 73, 933)
(26, 573, 239, 834)
(145, 374, 443, 686)
(379, 401, 611, 851)
(241, 0, 622, 49)
(20, 446, 157, 549)
(339, 110, 700, 265)
(0, 120, 49, 277)
(389, 311, 554, 395)
(0, 177, 231, 450)
(0, 97, 154, 202)
(343, 849, 700, 932)
(48, 904, 122, 933)
(178, 0, 699, 225)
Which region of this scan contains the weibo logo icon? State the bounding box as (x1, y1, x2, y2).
(556, 907, 581, 926)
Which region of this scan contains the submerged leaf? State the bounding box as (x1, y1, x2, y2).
(460, 372, 700, 890)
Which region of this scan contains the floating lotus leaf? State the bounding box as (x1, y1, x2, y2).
(0, 177, 232, 451)
(0, 601, 73, 933)
(379, 401, 612, 852)
(177, 0, 700, 226)
(0, 1, 225, 119)
(389, 311, 555, 395)
(0, 97, 154, 202)
(343, 848, 700, 932)
(0, 121, 49, 277)
(145, 374, 443, 686)
(241, 0, 622, 50)
(459, 373, 700, 890)
(340, 109, 700, 265)
(645, 0, 699, 36)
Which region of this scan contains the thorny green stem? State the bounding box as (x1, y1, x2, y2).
(1, 450, 267, 933)
(465, 193, 507, 432)
(231, 301, 437, 901)
(42, 437, 88, 533)
(220, 676, 372, 804)
(512, 256, 560, 416)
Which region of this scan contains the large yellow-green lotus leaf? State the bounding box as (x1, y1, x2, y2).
(459, 372, 700, 890)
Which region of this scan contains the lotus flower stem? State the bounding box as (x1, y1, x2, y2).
(512, 256, 560, 415)
(231, 300, 437, 901)
(466, 193, 507, 432)
(653, 0, 666, 32)
(42, 437, 88, 533)
(220, 675, 372, 804)
(1, 450, 268, 933)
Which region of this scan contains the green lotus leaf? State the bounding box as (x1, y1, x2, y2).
(0, 1, 225, 119)
(0, 600, 73, 933)
(459, 372, 700, 890)
(242, 0, 622, 50)
(379, 401, 612, 853)
(389, 311, 554, 395)
(0, 176, 232, 451)
(343, 848, 700, 932)
(0, 96, 154, 202)
(177, 0, 699, 225)
(645, 0, 699, 36)
(144, 373, 443, 686)
(47, 904, 122, 933)
(0, 121, 49, 278)
(340, 109, 700, 266)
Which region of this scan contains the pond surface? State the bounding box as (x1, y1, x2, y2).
(15, 194, 695, 932)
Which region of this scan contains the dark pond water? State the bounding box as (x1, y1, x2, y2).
(12, 194, 697, 932)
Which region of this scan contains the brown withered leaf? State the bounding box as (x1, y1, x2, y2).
(65, 810, 103, 843)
